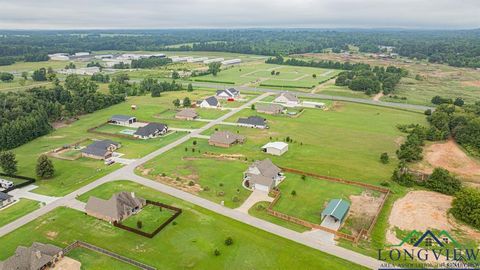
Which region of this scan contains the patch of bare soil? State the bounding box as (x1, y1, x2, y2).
(330, 101, 345, 112)
(347, 191, 385, 234)
(45, 231, 58, 240)
(183, 153, 246, 162)
(461, 80, 480, 87)
(372, 92, 384, 101)
(394, 136, 405, 147)
(51, 256, 81, 270)
(47, 135, 66, 139)
(137, 166, 153, 176)
(417, 140, 480, 181)
(154, 174, 202, 194)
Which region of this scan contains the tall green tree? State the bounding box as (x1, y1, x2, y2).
(36, 154, 55, 179)
(0, 151, 18, 175)
(208, 62, 222, 76)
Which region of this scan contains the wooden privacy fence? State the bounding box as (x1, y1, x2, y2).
(87, 122, 140, 140)
(64, 240, 156, 270)
(1, 173, 35, 193)
(266, 169, 391, 243)
(113, 200, 182, 238)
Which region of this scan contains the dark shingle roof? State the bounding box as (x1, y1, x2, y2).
(237, 116, 267, 127)
(0, 191, 12, 201)
(0, 242, 62, 270)
(81, 139, 119, 157)
(86, 191, 146, 222)
(204, 96, 219, 106)
(110, 115, 135, 122)
(134, 123, 167, 137)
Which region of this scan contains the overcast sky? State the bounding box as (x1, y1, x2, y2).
(0, 0, 479, 30)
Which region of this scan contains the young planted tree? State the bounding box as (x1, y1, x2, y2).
(137, 220, 143, 229)
(0, 151, 18, 175)
(183, 97, 191, 107)
(380, 152, 389, 164)
(36, 154, 55, 179)
(173, 98, 181, 108)
(172, 70, 180, 79)
(187, 83, 193, 92)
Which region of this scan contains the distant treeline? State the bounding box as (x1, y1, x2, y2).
(0, 29, 479, 68)
(266, 55, 407, 95)
(0, 75, 125, 150)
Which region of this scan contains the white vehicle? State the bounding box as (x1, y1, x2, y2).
(104, 159, 115, 166)
(0, 179, 14, 189)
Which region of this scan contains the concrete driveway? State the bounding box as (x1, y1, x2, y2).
(235, 190, 274, 213)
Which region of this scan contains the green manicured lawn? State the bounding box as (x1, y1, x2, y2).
(203, 102, 427, 185)
(7, 91, 219, 196)
(194, 62, 341, 90)
(67, 247, 139, 270)
(0, 199, 40, 227)
(272, 173, 365, 224)
(248, 202, 310, 233)
(138, 141, 251, 208)
(121, 204, 175, 234)
(1, 181, 367, 270)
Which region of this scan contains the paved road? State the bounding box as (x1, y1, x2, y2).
(0, 91, 384, 269)
(191, 81, 434, 111)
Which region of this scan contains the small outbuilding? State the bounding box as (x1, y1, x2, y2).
(256, 104, 284, 115)
(321, 199, 350, 223)
(261, 142, 288, 156)
(109, 115, 137, 126)
(175, 109, 199, 120)
(237, 116, 268, 129)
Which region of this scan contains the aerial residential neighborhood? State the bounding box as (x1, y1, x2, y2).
(0, 2, 479, 270)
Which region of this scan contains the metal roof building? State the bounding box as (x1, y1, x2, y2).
(321, 199, 350, 223)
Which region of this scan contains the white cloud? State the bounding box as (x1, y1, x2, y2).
(0, 0, 478, 29)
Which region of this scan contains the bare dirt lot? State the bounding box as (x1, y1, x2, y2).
(387, 190, 480, 245)
(462, 81, 480, 87)
(346, 191, 385, 234)
(414, 140, 480, 182)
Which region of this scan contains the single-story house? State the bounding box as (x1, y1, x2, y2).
(133, 122, 168, 139)
(261, 142, 289, 156)
(274, 92, 300, 107)
(198, 96, 220, 109)
(0, 242, 63, 270)
(256, 103, 285, 115)
(109, 115, 137, 126)
(321, 199, 350, 223)
(237, 116, 268, 129)
(81, 139, 121, 160)
(216, 88, 240, 100)
(0, 192, 14, 208)
(244, 159, 284, 192)
(175, 109, 199, 120)
(85, 191, 146, 223)
(208, 131, 245, 148)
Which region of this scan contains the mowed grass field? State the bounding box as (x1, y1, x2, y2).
(209, 101, 427, 185)
(193, 62, 341, 90)
(0, 180, 368, 270)
(0, 199, 40, 227)
(8, 90, 232, 197)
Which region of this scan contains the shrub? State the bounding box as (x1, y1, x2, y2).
(193, 140, 197, 146)
(380, 152, 389, 164)
(425, 168, 462, 195)
(225, 237, 234, 246)
(232, 196, 239, 202)
(391, 166, 415, 187)
(203, 186, 210, 191)
(188, 181, 195, 186)
(451, 188, 480, 230)
(301, 175, 306, 181)
(137, 221, 143, 229)
(291, 190, 297, 196)
(214, 249, 221, 256)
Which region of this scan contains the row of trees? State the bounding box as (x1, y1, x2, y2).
(0, 151, 54, 179)
(108, 74, 186, 97)
(0, 75, 125, 150)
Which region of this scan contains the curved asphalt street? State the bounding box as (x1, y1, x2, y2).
(0, 92, 387, 269)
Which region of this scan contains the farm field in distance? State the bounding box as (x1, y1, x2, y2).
(0, 180, 366, 270)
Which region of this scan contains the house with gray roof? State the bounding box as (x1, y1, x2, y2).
(274, 92, 300, 107)
(175, 109, 198, 120)
(208, 131, 245, 148)
(237, 116, 268, 129)
(0, 242, 63, 270)
(216, 88, 240, 100)
(0, 191, 14, 208)
(243, 159, 284, 192)
(109, 115, 137, 126)
(322, 199, 350, 223)
(85, 191, 146, 223)
(198, 96, 220, 109)
(256, 103, 285, 115)
(81, 139, 121, 160)
(133, 123, 168, 139)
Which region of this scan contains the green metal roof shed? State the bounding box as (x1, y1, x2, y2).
(321, 199, 350, 223)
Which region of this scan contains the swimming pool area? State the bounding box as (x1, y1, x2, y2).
(120, 129, 136, 135)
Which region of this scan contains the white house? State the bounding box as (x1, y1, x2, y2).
(216, 88, 240, 100)
(261, 142, 289, 156)
(198, 96, 220, 109)
(203, 58, 224, 64)
(221, 59, 241, 65)
(274, 92, 300, 107)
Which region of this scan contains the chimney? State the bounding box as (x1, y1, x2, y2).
(131, 192, 135, 198)
(35, 250, 42, 259)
